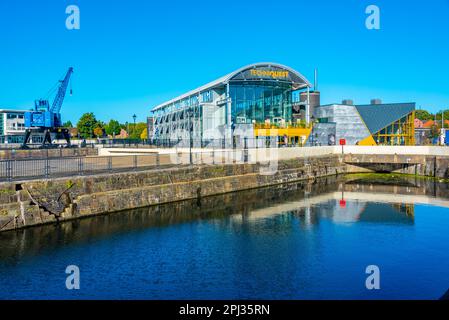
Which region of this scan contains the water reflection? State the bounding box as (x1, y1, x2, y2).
(2, 175, 447, 263)
(2, 175, 449, 300)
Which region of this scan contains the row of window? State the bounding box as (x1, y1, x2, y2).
(230, 84, 295, 124)
(6, 113, 24, 119)
(7, 123, 25, 131)
(0, 135, 25, 143)
(155, 90, 214, 117)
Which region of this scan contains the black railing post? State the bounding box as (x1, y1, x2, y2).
(45, 157, 50, 179)
(133, 155, 137, 170)
(243, 137, 249, 163)
(156, 153, 160, 167)
(108, 156, 112, 172)
(7, 160, 12, 182)
(78, 157, 83, 176)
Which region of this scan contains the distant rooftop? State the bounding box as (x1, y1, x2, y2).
(0, 109, 28, 113)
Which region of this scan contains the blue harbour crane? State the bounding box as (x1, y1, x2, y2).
(22, 67, 74, 148)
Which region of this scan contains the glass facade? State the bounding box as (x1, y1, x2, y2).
(151, 63, 312, 146)
(229, 81, 293, 125)
(373, 112, 415, 146)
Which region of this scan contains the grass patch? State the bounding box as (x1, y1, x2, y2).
(345, 173, 449, 184)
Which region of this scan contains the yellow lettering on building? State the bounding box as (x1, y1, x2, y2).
(250, 69, 289, 79)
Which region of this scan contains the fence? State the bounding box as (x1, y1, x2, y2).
(100, 137, 311, 149)
(0, 150, 252, 182)
(0, 147, 98, 160)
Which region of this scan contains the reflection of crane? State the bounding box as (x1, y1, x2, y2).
(22, 68, 74, 148)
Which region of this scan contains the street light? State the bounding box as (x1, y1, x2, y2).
(132, 114, 137, 138)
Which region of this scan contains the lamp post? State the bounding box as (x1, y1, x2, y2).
(187, 108, 193, 165)
(132, 114, 137, 138)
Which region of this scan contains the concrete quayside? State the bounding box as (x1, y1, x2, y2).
(1, 146, 449, 232)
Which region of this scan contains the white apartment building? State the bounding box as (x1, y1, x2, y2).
(0, 109, 27, 144)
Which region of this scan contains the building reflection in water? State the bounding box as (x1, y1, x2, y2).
(2, 175, 445, 263)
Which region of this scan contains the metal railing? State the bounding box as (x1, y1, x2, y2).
(0, 147, 98, 160)
(0, 150, 253, 182)
(101, 138, 309, 149)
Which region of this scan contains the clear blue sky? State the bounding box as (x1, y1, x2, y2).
(1, 0, 448, 124)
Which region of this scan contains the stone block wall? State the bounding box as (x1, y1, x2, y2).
(0, 155, 345, 232)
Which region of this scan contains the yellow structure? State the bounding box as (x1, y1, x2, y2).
(372, 111, 416, 146)
(358, 135, 377, 146)
(254, 124, 312, 146)
(354, 108, 415, 146)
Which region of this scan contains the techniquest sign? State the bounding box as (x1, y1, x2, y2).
(249, 69, 289, 79)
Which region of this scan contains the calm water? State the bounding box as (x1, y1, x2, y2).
(1, 176, 449, 300)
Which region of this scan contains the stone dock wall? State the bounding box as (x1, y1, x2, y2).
(0, 155, 345, 232)
(2, 152, 449, 233)
(344, 154, 449, 179)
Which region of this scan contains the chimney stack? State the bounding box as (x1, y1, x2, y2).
(371, 99, 382, 105)
(342, 99, 354, 106)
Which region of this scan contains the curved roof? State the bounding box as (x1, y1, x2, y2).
(152, 62, 312, 112)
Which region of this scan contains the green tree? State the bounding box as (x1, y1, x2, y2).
(415, 110, 433, 121)
(63, 120, 73, 128)
(93, 126, 104, 138)
(105, 119, 121, 136)
(428, 125, 440, 139)
(435, 110, 449, 128)
(129, 122, 147, 139)
(77, 113, 98, 138)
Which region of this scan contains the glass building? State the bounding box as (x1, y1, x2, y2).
(151, 63, 314, 147)
(309, 102, 416, 146)
(150, 63, 416, 147)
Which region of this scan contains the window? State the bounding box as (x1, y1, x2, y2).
(201, 90, 213, 103)
(7, 135, 24, 143)
(230, 82, 293, 124)
(190, 95, 198, 106)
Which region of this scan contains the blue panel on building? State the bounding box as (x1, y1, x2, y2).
(355, 103, 415, 134)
